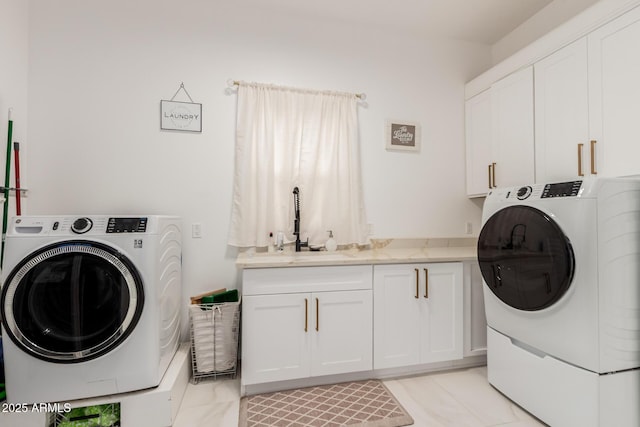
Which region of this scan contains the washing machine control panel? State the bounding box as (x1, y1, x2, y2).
(541, 180, 582, 198)
(107, 217, 148, 233)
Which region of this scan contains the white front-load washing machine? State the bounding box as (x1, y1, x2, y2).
(0, 215, 182, 404)
(477, 177, 640, 426)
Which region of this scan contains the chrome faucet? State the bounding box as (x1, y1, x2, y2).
(293, 187, 308, 252)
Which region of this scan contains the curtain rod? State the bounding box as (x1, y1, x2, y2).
(228, 79, 366, 100)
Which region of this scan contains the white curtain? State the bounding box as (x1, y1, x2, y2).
(228, 82, 368, 248)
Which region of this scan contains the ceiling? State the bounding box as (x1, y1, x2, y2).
(242, 0, 557, 44)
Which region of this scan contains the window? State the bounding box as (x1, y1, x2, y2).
(228, 82, 368, 248)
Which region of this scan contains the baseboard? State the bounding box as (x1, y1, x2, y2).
(241, 355, 486, 396)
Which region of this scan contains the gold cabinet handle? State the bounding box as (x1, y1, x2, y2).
(577, 143, 584, 177)
(414, 268, 419, 299)
(315, 297, 319, 331)
(492, 163, 497, 188)
(304, 298, 308, 332)
(423, 268, 429, 298)
(487, 164, 492, 189)
(590, 140, 597, 175)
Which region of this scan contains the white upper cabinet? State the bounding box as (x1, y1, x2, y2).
(465, 89, 493, 197)
(588, 5, 640, 178)
(465, 67, 535, 197)
(467, 3, 640, 191)
(534, 38, 590, 183)
(490, 66, 535, 189)
(535, 5, 640, 182)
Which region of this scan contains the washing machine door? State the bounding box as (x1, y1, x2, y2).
(1, 240, 144, 363)
(477, 205, 575, 311)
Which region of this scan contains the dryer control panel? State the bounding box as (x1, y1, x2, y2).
(541, 181, 582, 198)
(492, 180, 584, 202)
(106, 217, 148, 233)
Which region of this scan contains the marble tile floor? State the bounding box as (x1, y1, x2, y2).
(173, 366, 547, 427)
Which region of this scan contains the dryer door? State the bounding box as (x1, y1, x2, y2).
(1, 241, 144, 363)
(477, 205, 575, 311)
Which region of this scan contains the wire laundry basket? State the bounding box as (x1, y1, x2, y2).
(189, 297, 241, 383)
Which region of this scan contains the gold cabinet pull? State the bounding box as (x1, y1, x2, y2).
(423, 268, 429, 298)
(304, 298, 308, 332)
(577, 143, 584, 177)
(414, 268, 419, 298)
(491, 162, 497, 188)
(590, 140, 597, 175)
(315, 297, 319, 331)
(487, 164, 492, 189)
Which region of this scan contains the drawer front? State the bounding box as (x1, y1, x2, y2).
(243, 265, 372, 295)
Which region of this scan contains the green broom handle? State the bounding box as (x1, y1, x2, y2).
(1, 108, 13, 267)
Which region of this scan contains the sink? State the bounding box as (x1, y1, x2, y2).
(293, 251, 354, 261)
(293, 250, 342, 256)
(239, 250, 358, 267)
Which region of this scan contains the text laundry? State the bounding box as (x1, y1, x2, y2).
(164, 112, 199, 120)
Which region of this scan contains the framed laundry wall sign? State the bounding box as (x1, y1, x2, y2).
(160, 82, 202, 132)
(385, 120, 421, 152)
(160, 100, 202, 132)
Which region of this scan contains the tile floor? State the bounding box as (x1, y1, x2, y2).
(173, 366, 547, 427)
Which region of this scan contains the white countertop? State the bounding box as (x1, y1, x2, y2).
(236, 238, 477, 268)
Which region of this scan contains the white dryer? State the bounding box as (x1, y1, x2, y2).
(0, 215, 182, 404)
(478, 177, 640, 427)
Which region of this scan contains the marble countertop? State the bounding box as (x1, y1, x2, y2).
(236, 238, 478, 268)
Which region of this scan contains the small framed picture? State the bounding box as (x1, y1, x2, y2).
(160, 100, 202, 132)
(385, 120, 421, 152)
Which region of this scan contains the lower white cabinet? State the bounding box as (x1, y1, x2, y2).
(312, 290, 373, 377)
(242, 292, 310, 384)
(241, 265, 373, 386)
(373, 262, 463, 369)
(242, 260, 475, 389)
(464, 261, 487, 357)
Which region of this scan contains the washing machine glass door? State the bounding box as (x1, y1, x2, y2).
(1, 241, 144, 363)
(477, 205, 575, 311)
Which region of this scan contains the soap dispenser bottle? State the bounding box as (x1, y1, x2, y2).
(325, 230, 337, 252)
(268, 232, 275, 253)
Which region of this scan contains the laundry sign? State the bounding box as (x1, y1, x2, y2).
(161, 100, 202, 132)
(385, 120, 421, 152)
(160, 82, 202, 132)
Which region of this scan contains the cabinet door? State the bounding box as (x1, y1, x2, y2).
(241, 293, 310, 385)
(374, 263, 463, 368)
(420, 263, 464, 363)
(491, 66, 535, 188)
(589, 6, 640, 178)
(311, 290, 372, 376)
(373, 264, 421, 369)
(465, 89, 493, 197)
(464, 261, 487, 357)
(535, 38, 590, 183)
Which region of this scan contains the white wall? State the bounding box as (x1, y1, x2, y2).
(22, 0, 490, 332)
(0, 0, 28, 217)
